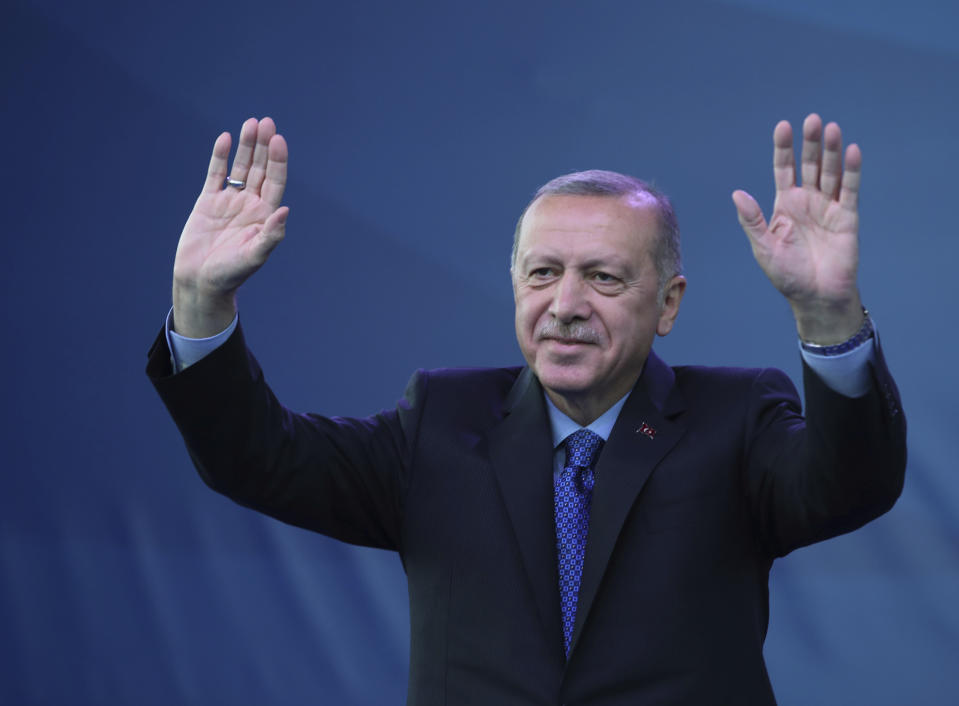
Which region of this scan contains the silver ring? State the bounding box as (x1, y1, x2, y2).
(225, 176, 246, 189)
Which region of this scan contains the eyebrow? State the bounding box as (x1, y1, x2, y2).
(578, 256, 632, 272)
(519, 249, 633, 269)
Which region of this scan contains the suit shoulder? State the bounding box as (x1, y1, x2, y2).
(404, 366, 524, 412)
(671, 363, 797, 396)
(393, 366, 526, 445)
(412, 365, 523, 390)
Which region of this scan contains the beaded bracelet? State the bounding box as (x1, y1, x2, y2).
(800, 309, 875, 356)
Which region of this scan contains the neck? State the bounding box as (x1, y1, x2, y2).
(542, 362, 647, 427)
(545, 388, 620, 427)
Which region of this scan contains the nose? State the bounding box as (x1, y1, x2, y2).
(548, 273, 591, 323)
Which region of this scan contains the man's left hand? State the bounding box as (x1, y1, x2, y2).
(733, 113, 864, 344)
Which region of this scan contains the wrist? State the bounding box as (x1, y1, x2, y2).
(171, 282, 237, 339)
(800, 307, 874, 356)
(791, 294, 864, 344)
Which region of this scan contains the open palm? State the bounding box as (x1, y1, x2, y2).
(172, 117, 288, 337)
(733, 114, 864, 341)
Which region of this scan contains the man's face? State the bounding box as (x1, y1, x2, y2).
(512, 194, 684, 420)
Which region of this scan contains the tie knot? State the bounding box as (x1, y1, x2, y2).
(564, 429, 604, 471)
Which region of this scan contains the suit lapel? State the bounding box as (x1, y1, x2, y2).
(487, 368, 564, 656)
(568, 351, 687, 657)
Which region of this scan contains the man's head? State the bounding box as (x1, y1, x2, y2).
(510, 170, 686, 424)
(512, 170, 682, 305)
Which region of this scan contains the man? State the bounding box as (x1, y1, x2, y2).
(149, 114, 906, 704)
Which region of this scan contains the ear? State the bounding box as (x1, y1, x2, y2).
(656, 276, 686, 336)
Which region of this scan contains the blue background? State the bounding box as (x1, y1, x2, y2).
(2, 0, 957, 703)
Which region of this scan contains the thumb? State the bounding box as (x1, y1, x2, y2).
(250, 207, 289, 265)
(731, 190, 767, 243)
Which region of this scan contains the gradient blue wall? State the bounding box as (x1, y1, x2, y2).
(2, 0, 956, 703)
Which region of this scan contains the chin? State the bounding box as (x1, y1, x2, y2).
(532, 363, 596, 396)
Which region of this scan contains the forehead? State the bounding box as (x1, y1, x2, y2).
(517, 194, 659, 263)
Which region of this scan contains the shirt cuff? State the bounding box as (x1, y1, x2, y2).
(798, 328, 877, 398)
(165, 307, 238, 373)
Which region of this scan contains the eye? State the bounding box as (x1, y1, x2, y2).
(523, 266, 560, 289)
(590, 270, 623, 285)
(529, 266, 557, 279)
(589, 270, 627, 293)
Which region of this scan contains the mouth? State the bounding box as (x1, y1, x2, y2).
(543, 336, 593, 347)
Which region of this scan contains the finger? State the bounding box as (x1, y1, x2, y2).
(819, 122, 843, 200)
(732, 189, 768, 244)
(839, 143, 862, 212)
(245, 116, 277, 194)
(248, 206, 289, 266)
(202, 132, 232, 194)
(260, 134, 289, 209)
(228, 117, 258, 187)
(800, 113, 823, 189)
(773, 120, 795, 192)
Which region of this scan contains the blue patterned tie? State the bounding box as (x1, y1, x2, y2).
(555, 428, 604, 656)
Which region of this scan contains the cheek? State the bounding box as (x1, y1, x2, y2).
(513, 299, 534, 348)
(603, 306, 649, 343)
(514, 292, 544, 331)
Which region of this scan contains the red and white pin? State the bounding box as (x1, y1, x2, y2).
(636, 422, 657, 439)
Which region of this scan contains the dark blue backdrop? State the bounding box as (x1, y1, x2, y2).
(2, 0, 957, 703)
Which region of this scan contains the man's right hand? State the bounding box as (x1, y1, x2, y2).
(172, 117, 289, 338)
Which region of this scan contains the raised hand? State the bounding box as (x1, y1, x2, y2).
(732, 114, 864, 344)
(172, 117, 289, 338)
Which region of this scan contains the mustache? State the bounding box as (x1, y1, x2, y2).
(536, 320, 602, 344)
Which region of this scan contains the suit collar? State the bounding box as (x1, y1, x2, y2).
(489, 351, 686, 661)
(639, 348, 681, 416)
(489, 368, 564, 658)
(569, 350, 686, 656)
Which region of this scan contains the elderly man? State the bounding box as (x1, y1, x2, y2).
(149, 114, 905, 705)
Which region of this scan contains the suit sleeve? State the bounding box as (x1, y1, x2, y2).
(147, 321, 426, 552)
(743, 344, 907, 558)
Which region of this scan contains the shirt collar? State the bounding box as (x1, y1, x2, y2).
(544, 391, 630, 448)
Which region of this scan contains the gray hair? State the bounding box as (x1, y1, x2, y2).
(511, 170, 683, 301)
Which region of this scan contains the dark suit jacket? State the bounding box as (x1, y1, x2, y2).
(148, 324, 906, 705)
